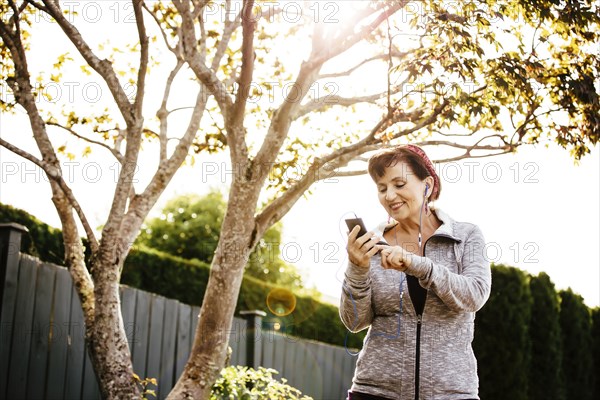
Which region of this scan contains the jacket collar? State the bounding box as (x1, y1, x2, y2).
(374, 207, 462, 243)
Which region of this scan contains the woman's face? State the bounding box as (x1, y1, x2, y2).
(375, 161, 430, 221)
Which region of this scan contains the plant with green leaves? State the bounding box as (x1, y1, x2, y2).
(210, 366, 312, 400)
(1, 0, 598, 398)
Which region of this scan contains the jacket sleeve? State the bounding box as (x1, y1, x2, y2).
(406, 224, 492, 312)
(339, 261, 374, 333)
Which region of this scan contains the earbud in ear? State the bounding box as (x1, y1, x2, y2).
(424, 183, 429, 196)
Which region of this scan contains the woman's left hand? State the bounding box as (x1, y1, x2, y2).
(379, 245, 413, 272)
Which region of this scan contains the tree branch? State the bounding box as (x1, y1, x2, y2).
(315, 140, 518, 179)
(46, 121, 124, 163)
(126, 87, 206, 253)
(292, 85, 407, 120)
(157, 59, 185, 162)
(175, 0, 234, 118)
(229, 0, 256, 128)
(0, 137, 100, 253)
(31, 0, 135, 127)
(142, 3, 178, 54)
(210, 8, 242, 71)
(251, 3, 405, 181)
(317, 48, 410, 79)
(311, 2, 407, 66)
(132, 0, 149, 119)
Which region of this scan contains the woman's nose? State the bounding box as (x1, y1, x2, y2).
(385, 189, 395, 201)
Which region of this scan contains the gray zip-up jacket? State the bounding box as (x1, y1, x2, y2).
(340, 208, 492, 399)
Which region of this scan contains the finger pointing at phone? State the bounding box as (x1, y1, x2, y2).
(379, 245, 414, 272)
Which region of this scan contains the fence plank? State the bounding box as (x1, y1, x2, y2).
(228, 317, 239, 366)
(63, 284, 86, 400)
(159, 299, 178, 397)
(81, 346, 101, 400)
(304, 341, 324, 400)
(228, 317, 245, 366)
(26, 262, 56, 399)
(0, 243, 22, 400)
(340, 350, 355, 398)
(325, 345, 343, 399)
(146, 294, 164, 399)
(133, 290, 151, 379)
(191, 305, 199, 345)
(283, 336, 296, 383)
(120, 286, 137, 359)
(261, 331, 274, 369)
(175, 303, 191, 378)
(275, 334, 287, 374)
(290, 341, 306, 394)
(326, 344, 338, 399)
(46, 266, 74, 400)
(6, 256, 37, 400)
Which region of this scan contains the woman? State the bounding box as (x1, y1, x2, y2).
(340, 144, 491, 400)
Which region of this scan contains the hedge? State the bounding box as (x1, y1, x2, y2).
(473, 264, 532, 400)
(528, 272, 565, 400)
(559, 289, 594, 400)
(0, 202, 364, 348)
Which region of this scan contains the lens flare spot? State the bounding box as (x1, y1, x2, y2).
(266, 288, 296, 317)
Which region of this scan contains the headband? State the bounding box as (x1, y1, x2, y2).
(402, 144, 440, 200)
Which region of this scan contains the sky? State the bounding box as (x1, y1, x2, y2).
(0, 1, 598, 308)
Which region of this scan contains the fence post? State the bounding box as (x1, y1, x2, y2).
(0, 222, 28, 323)
(240, 310, 266, 369)
(0, 222, 29, 398)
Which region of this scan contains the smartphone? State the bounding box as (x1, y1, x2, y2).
(345, 217, 368, 237)
(345, 217, 389, 250)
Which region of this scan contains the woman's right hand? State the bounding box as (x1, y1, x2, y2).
(347, 226, 381, 268)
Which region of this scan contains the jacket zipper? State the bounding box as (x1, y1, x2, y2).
(413, 235, 441, 400)
(412, 229, 459, 398)
(415, 313, 422, 400)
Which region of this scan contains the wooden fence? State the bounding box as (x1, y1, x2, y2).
(0, 223, 357, 399)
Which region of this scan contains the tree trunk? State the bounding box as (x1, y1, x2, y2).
(168, 184, 257, 399)
(87, 256, 140, 399)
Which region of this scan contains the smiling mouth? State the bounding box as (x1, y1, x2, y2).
(389, 202, 405, 211)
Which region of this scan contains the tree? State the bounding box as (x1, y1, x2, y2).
(1, 0, 598, 398)
(559, 289, 594, 400)
(473, 264, 532, 400)
(528, 272, 564, 400)
(137, 190, 304, 288)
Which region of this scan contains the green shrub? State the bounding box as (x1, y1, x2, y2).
(559, 289, 593, 400)
(210, 366, 312, 400)
(0, 202, 65, 265)
(528, 272, 564, 400)
(592, 307, 600, 400)
(473, 263, 532, 400)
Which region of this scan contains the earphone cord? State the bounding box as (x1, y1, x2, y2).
(343, 274, 405, 356)
(418, 195, 425, 251)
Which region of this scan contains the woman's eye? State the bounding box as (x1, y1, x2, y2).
(379, 184, 404, 193)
